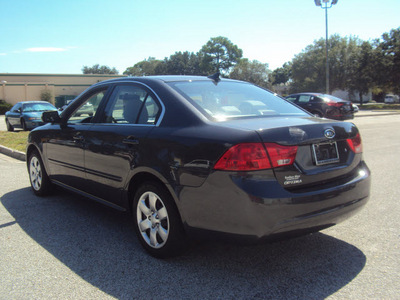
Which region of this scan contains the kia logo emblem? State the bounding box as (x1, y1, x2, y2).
(324, 129, 335, 139)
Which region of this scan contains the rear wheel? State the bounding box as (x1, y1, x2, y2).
(133, 182, 187, 258)
(5, 119, 14, 132)
(28, 151, 52, 196)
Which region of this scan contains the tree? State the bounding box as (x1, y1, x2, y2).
(82, 64, 119, 74)
(346, 41, 375, 104)
(199, 36, 243, 74)
(290, 35, 360, 94)
(123, 57, 165, 76)
(164, 51, 202, 75)
(230, 59, 270, 88)
(270, 62, 292, 85)
(375, 27, 400, 95)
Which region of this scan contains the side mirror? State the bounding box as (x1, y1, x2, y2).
(42, 110, 61, 123)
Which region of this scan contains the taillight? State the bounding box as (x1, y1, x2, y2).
(214, 143, 271, 171)
(214, 143, 297, 171)
(327, 101, 343, 108)
(264, 143, 298, 168)
(347, 133, 362, 153)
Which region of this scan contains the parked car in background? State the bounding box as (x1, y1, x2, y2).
(384, 95, 399, 104)
(285, 93, 355, 120)
(27, 75, 370, 258)
(60, 98, 94, 116)
(5, 101, 57, 131)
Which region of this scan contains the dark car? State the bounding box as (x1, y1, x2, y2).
(285, 93, 355, 120)
(5, 101, 57, 131)
(27, 75, 370, 258)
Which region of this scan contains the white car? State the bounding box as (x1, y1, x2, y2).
(384, 95, 399, 103)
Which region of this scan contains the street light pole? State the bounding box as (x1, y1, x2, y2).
(314, 0, 338, 94)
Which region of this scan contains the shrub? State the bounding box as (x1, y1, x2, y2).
(40, 89, 53, 102)
(0, 100, 13, 115)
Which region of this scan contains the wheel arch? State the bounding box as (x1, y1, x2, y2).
(26, 144, 44, 169)
(126, 171, 185, 224)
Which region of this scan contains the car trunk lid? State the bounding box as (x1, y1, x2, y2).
(220, 116, 361, 189)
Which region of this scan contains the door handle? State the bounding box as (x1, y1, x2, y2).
(73, 135, 84, 142)
(123, 137, 139, 145)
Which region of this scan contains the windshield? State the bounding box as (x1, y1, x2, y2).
(168, 81, 307, 120)
(23, 103, 56, 112)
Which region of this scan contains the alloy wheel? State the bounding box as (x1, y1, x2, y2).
(136, 191, 170, 249)
(29, 156, 42, 191)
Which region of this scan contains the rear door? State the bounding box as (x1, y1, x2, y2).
(83, 82, 163, 206)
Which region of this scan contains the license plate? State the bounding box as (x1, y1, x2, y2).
(312, 142, 340, 165)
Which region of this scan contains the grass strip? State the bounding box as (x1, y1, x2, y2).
(0, 131, 29, 152)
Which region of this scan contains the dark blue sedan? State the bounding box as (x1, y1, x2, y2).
(5, 101, 57, 131)
(27, 75, 370, 258)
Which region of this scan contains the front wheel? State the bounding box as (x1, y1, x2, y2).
(133, 182, 187, 258)
(28, 151, 52, 196)
(6, 119, 14, 132)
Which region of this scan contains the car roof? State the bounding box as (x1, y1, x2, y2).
(92, 75, 242, 86)
(288, 93, 323, 97)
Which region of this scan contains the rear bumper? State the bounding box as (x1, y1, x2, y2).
(179, 161, 370, 240)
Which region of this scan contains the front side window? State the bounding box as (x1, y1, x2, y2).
(68, 89, 107, 124)
(286, 96, 297, 102)
(102, 85, 161, 125)
(168, 81, 306, 120)
(12, 103, 21, 112)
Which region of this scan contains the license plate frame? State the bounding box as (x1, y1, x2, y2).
(312, 142, 340, 166)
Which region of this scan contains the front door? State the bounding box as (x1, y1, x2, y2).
(45, 88, 109, 191)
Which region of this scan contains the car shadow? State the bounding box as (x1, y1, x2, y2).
(1, 187, 366, 299)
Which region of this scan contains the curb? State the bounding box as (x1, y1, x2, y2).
(356, 110, 400, 118)
(0, 145, 26, 161)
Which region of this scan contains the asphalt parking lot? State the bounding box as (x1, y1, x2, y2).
(0, 114, 399, 299)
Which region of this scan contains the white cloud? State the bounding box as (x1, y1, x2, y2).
(26, 47, 68, 52)
(0, 53, 6, 56)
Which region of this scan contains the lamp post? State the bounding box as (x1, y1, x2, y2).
(314, 0, 338, 94)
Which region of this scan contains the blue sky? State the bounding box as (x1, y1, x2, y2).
(1, 0, 399, 74)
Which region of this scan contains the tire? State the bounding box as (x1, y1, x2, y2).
(28, 151, 52, 196)
(5, 119, 14, 132)
(21, 119, 28, 131)
(133, 182, 187, 258)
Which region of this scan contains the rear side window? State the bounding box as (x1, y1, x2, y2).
(168, 81, 306, 120)
(298, 95, 312, 103)
(103, 84, 161, 125)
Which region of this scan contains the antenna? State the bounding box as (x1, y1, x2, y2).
(207, 72, 221, 84)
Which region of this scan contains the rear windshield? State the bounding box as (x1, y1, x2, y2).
(168, 80, 307, 120)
